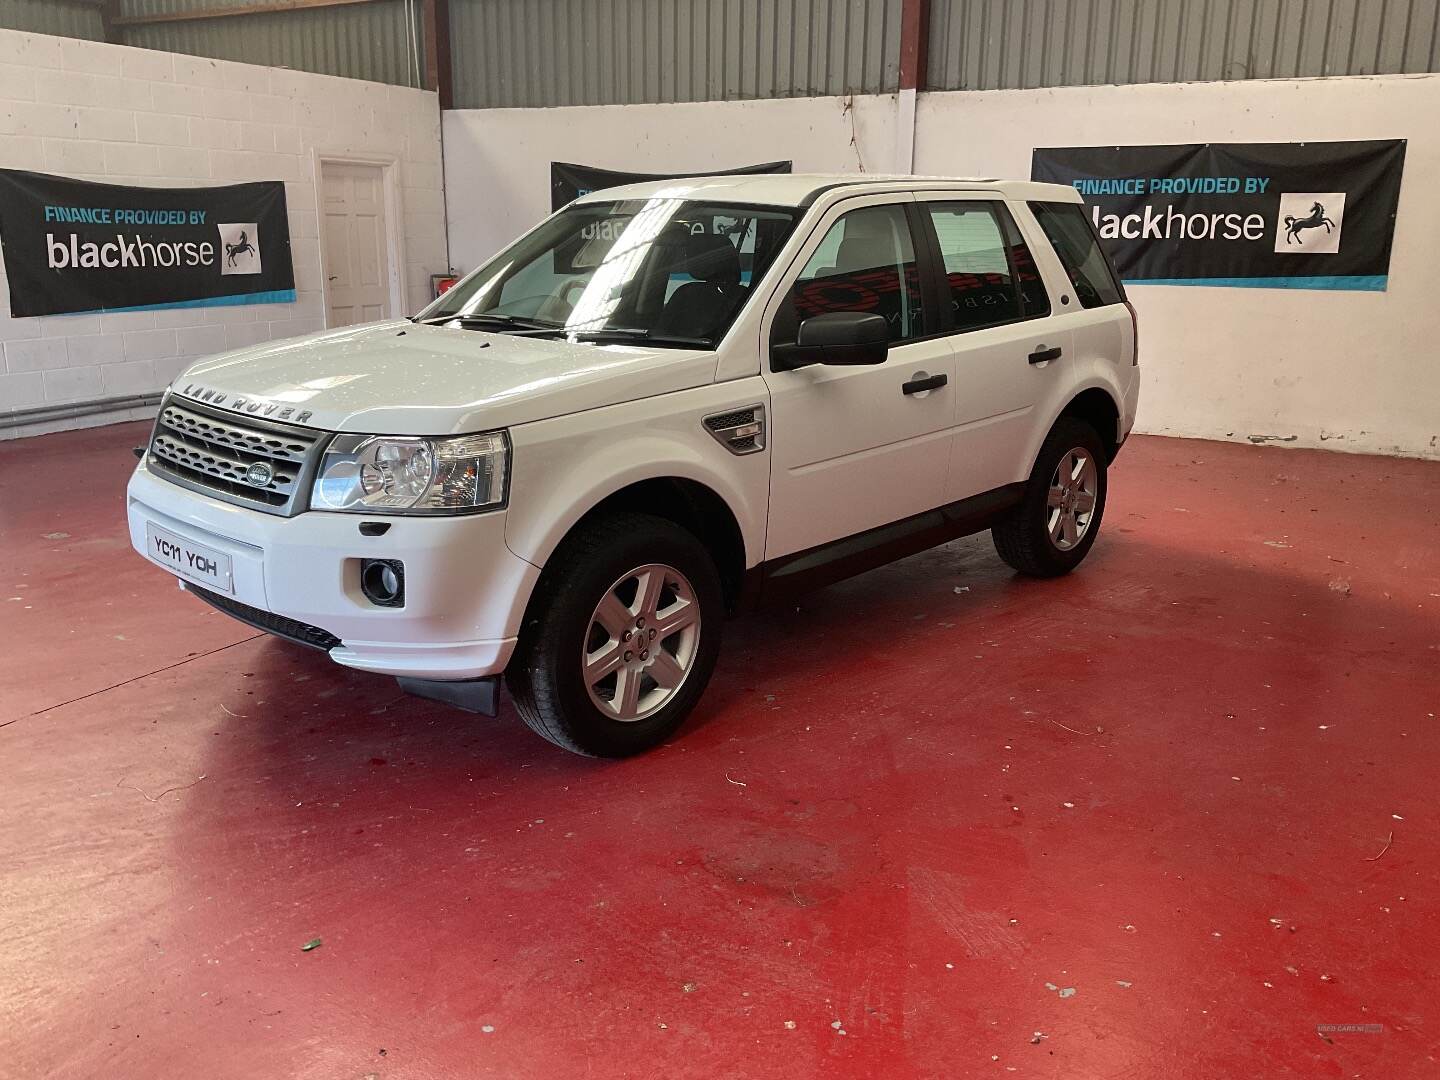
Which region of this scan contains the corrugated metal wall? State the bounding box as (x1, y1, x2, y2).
(0, 0, 105, 40)
(449, 0, 903, 108)
(6, 1, 1440, 103)
(928, 0, 1440, 91)
(116, 0, 423, 86)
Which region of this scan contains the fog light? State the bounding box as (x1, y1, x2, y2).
(360, 558, 405, 607)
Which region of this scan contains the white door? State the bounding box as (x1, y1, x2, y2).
(760, 196, 957, 560)
(320, 162, 393, 327)
(912, 194, 1070, 502)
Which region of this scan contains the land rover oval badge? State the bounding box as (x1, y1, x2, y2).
(244, 461, 274, 488)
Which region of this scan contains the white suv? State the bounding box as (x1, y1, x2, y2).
(127, 175, 1138, 756)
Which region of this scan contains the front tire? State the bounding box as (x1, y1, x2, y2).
(992, 417, 1108, 577)
(507, 512, 724, 757)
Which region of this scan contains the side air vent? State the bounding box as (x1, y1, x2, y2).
(703, 405, 766, 455)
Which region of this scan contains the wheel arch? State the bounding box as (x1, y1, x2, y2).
(511, 467, 754, 619)
(1022, 379, 1122, 474)
(565, 477, 749, 612)
(1057, 386, 1122, 462)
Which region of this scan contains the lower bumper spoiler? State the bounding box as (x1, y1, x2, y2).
(397, 675, 500, 716)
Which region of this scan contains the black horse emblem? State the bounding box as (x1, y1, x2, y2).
(1284, 202, 1337, 246)
(225, 230, 256, 267)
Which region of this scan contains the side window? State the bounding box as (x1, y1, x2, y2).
(1028, 201, 1125, 309)
(924, 201, 1050, 332)
(772, 204, 927, 347)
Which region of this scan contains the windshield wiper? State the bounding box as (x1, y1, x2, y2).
(568, 328, 714, 349)
(415, 315, 711, 348)
(412, 312, 559, 331)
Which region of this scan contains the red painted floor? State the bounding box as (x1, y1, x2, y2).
(1, 423, 1437, 1079)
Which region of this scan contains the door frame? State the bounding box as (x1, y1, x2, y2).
(311, 150, 408, 328)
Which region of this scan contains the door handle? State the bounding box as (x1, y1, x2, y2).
(902, 372, 948, 395)
(1028, 345, 1063, 365)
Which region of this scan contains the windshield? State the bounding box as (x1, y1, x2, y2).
(416, 198, 801, 347)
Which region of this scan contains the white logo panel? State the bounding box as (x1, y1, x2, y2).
(1274, 193, 1346, 254)
(217, 222, 262, 275)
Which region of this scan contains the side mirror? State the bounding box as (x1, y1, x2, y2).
(772, 312, 890, 371)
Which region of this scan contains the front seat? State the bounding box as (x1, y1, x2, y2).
(655, 232, 743, 339)
(825, 213, 908, 335)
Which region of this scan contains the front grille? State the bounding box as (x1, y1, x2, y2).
(147, 399, 323, 515)
(188, 585, 342, 652)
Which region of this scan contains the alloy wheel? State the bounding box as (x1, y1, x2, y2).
(1047, 448, 1099, 551)
(582, 563, 701, 722)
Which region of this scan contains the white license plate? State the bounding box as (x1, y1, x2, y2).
(145, 522, 234, 594)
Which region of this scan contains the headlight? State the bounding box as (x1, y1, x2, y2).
(311, 431, 509, 514)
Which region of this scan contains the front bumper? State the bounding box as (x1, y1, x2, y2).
(126, 459, 541, 681)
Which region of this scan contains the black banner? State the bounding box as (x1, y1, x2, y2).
(1031, 140, 1406, 292)
(0, 169, 296, 317)
(551, 160, 793, 210)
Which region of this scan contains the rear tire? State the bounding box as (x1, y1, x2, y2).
(506, 512, 724, 757)
(992, 417, 1108, 577)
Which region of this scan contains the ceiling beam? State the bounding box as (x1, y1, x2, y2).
(421, 0, 452, 108)
(98, 0, 120, 43)
(112, 0, 387, 28)
(898, 0, 931, 92)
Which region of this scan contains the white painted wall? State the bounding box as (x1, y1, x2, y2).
(443, 94, 897, 270)
(444, 76, 1440, 460)
(916, 76, 1438, 460)
(0, 29, 447, 440)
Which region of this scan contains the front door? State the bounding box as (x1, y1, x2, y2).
(320, 161, 393, 327)
(760, 195, 956, 560)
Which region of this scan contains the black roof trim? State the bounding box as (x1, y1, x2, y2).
(796, 180, 877, 209)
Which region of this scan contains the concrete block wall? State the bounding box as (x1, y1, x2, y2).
(0, 29, 447, 439)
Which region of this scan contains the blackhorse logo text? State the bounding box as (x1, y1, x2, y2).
(1090, 203, 1268, 242)
(46, 232, 215, 270)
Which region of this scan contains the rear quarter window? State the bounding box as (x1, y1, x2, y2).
(1028, 201, 1125, 309)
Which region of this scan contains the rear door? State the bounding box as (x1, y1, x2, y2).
(759, 194, 957, 560)
(911, 193, 1067, 502)
(1026, 200, 1137, 442)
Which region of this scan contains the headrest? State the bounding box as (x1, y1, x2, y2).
(682, 231, 741, 288)
(831, 211, 900, 274)
(835, 235, 896, 274)
(842, 212, 895, 244)
(656, 221, 695, 245)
